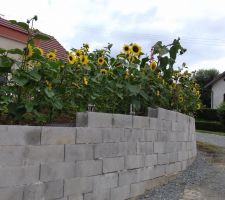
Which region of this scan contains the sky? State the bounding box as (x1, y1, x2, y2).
(1, 0, 225, 73)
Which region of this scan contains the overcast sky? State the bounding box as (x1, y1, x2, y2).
(1, 0, 225, 73)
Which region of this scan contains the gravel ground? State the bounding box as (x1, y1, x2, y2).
(196, 132, 225, 147)
(138, 151, 225, 200)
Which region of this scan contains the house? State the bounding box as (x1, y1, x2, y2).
(205, 71, 225, 108)
(0, 17, 67, 60)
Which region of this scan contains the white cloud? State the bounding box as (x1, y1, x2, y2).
(1, 0, 225, 72)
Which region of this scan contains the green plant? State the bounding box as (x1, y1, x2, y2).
(217, 102, 225, 127)
(195, 108, 219, 121)
(0, 17, 202, 125)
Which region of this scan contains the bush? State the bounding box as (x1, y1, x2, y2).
(195, 108, 219, 121)
(217, 102, 225, 127)
(195, 120, 225, 132)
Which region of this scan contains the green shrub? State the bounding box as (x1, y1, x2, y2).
(195, 120, 225, 132)
(217, 102, 225, 127)
(195, 108, 219, 121)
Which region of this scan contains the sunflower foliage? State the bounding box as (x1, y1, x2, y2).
(0, 19, 202, 124)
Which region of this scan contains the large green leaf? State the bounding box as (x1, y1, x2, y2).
(0, 48, 7, 54)
(12, 77, 28, 86)
(44, 88, 55, 98)
(25, 101, 34, 112)
(140, 90, 149, 100)
(26, 70, 41, 81)
(126, 84, 140, 96)
(7, 48, 24, 55)
(9, 20, 29, 30)
(0, 56, 14, 73)
(140, 57, 149, 68)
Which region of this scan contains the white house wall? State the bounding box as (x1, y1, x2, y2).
(0, 36, 25, 60)
(212, 77, 225, 108)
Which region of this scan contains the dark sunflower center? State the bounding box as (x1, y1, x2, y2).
(49, 55, 53, 58)
(124, 46, 129, 51)
(132, 46, 139, 53)
(69, 56, 73, 61)
(99, 59, 103, 63)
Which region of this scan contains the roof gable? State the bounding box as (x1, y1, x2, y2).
(205, 71, 225, 88)
(0, 17, 67, 60)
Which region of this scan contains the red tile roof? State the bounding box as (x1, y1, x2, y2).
(0, 17, 67, 60)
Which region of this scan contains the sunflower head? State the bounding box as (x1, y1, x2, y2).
(45, 80, 52, 90)
(125, 71, 129, 79)
(80, 55, 89, 65)
(98, 57, 105, 65)
(75, 49, 83, 57)
(83, 77, 88, 86)
(34, 47, 44, 56)
(156, 90, 160, 96)
(25, 44, 33, 58)
(150, 61, 157, 71)
(68, 52, 76, 65)
(130, 43, 141, 56)
(46, 51, 57, 60)
(123, 44, 130, 54)
(178, 94, 184, 103)
(100, 69, 108, 75)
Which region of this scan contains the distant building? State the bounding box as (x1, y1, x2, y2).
(205, 71, 225, 108)
(0, 17, 67, 60)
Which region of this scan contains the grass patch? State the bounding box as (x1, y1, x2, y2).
(197, 141, 223, 154)
(196, 129, 225, 136)
(197, 141, 225, 164)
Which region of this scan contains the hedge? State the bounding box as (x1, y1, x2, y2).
(195, 108, 219, 121)
(195, 120, 225, 132)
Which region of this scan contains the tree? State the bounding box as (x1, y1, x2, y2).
(194, 69, 219, 107)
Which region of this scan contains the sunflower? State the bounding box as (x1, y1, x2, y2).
(68, 52, 76, 64)
(100, 69, 108, 75)
(45, 80, 52, 90)
(25, 44, 33, 58)
(178, 94, 184, 103)
(75, 49, 83, 57)
(83, 77, 88, 85)
(156, 90, 160, 96)
(80, 55, 89, 65)
(98, 57, 105, 65)
(150, 61, 157, 71)
(130, 43, 141, 56)
(125, 71, 129, 79)
(36, 47, 44, 56)
(123, 44, 130, 54)
(46, 51, 57, 60)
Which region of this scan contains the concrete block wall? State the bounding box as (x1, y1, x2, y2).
(0, 107, 197, 200)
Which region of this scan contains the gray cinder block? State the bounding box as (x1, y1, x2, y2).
(64, 177, 93, 196)
(41, 126, 76, 144)
(112, 114, 132, 128)
(0, 165, 39, 187)
(125, 155, 144, 169)
(40, 162, 76, 182)
(75, 160, 102, 177)
(133, 116, 150, 129)
(23, 180, 64, 200)
(0, 125, 41, 145)
(110, 185, 130, 200)
(76, 128, 102, 144)
(65, 144, 94, 161)
(103, 157, 124, 173)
